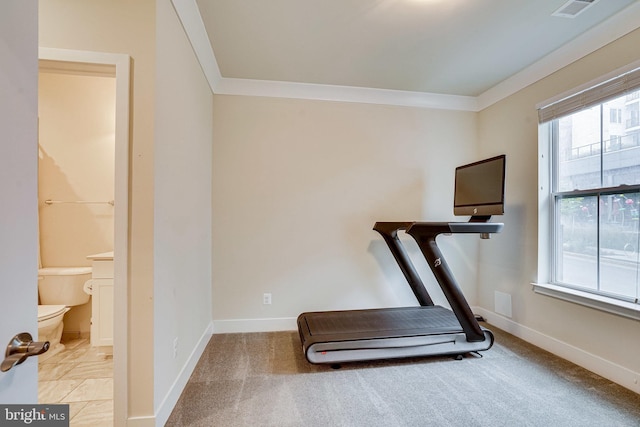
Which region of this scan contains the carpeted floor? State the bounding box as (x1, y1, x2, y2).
(166, 325, 640, 426)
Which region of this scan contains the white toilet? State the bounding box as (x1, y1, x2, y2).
(37, 266, 92, 360)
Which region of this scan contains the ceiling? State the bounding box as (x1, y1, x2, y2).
(174, 0, 640, 110)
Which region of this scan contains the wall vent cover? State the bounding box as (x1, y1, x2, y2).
(552, 0, 599, 18)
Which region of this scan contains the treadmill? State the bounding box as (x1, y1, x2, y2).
(297, 155, 506, 364)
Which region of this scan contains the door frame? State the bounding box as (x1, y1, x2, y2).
(39, 48, 130, 425)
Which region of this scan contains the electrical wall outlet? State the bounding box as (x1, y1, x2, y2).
(263, 293, 272, 305)
(173, 337, 179, 359)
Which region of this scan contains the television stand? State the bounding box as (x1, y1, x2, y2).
(296, 220, 503, 364)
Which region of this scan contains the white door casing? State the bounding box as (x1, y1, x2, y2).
(37, 48, 131, 424)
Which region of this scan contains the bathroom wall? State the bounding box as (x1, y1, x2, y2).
(38, 69, 116, 334)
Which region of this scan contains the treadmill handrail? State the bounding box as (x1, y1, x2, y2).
(405, 221, 504, 342)
(373, 222, 434, 306)
(405, 221, 504, 234)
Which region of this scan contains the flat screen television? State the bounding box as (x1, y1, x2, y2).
(453, 154, 506, 220)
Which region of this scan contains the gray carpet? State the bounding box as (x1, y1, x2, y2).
(166, 325, 640, 426)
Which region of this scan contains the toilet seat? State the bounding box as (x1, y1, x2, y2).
(38, 305, 67, 322)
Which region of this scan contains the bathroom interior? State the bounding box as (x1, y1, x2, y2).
(37, 60, 116, 420)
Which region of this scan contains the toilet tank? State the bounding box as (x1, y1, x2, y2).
(38, 267, 92, 306)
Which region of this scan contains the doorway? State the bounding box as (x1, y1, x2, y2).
(38, 48, 130, 425)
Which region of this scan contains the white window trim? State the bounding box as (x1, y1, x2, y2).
(532, 282, 640, 321)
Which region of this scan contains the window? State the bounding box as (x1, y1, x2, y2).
(553, 94, 640, 302)
(537, 64, 640, 315)
(610, 108, 622, 124)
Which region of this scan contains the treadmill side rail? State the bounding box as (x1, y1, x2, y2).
(405, 222, 503, 343)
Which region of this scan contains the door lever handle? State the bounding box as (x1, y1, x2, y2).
(1, 332, 49, 372)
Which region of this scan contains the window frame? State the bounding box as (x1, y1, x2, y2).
(535, 61, 640, 320)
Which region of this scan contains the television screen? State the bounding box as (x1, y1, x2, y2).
(453, 155, 506, 218)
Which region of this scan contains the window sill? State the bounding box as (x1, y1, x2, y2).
(532, 283, 640, 321)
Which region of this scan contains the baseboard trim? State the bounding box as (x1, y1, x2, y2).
(473, 307, 640, 394)
(153, 321, 214, 426)
(212, 317, 297, 333)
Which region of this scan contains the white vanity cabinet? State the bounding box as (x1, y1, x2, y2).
(87, 251, 114, 351)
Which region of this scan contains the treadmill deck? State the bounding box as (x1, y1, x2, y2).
(297, 306, 493, 364)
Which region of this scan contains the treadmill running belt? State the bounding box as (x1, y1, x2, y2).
(304, 306, 461, 337)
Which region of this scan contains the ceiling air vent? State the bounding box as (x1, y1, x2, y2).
(552, 0, 600, 18)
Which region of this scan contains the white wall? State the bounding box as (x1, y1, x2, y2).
(154, 0, 213, 423)
(211, 95, 480, 331)
(477, 27, 640, 392)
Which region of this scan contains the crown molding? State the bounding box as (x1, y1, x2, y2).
(171, 0, 222, 89)
(173, 0, 640, 113)
(216, 77, 478, 111)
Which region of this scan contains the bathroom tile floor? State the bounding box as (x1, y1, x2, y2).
(39, 338, 113, 426)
